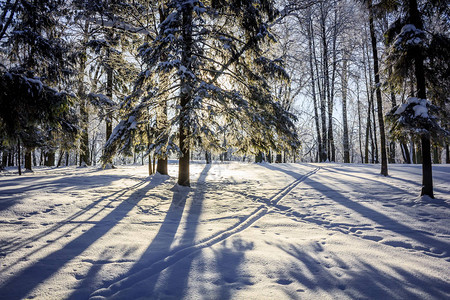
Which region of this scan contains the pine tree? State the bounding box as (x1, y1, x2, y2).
(0, 0, 78, 174)
(384, 0, 449, 198)
(102, 0, 300, 186)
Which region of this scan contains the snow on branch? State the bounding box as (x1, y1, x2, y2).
(386, 97, 449, 141)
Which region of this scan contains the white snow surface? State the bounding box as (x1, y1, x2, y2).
(0, 162, 449, 299)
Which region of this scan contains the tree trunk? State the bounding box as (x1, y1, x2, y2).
(341, 53, 350, 163)
(156, 5, 169, 175)
(432, 146, 440, 164)
(421, 135, 433, 197)
(25, 149, 32, 171)
(148, 153, 153, 176)
(46, 152, 55, 167)
(388, 68, 397, 163)
(307, 13, 323, 163)
(357, 81, 364, 163)
(275, 153, 282, 163)
(406, 0, 433, 197)
(178, 4, 193, 186)
(314, 6, 328, 162)
(205, 151, 212, 164)
(17, 141, 22, 175)
(8, 150, 14, 166)
(368, 0, 388, 175)
(446, 143, 450, 163)
(105, 29, 114, 143)
(255, 152, 263, 163)
(1, 151, 7, 168)
(56, 150, 64, 167)
(79, 20, 90, 166)
(401, 143, 411, 164)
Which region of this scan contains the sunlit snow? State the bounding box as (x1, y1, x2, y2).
(0, 162, 449, 299)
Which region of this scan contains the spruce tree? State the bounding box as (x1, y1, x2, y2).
(0, 0, 78, 174)
(383, 0, 449, 198)
(102, 0, 300, 186)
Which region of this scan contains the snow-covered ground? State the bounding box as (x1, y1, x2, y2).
(0, 162, 449, 299)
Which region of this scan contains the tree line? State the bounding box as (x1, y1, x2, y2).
(0, 0, 448, 196)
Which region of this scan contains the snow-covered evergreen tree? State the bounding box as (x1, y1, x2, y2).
(0, 0, 78, 174)
(383, 0, 449, 198)
(102, 0, 300, 186)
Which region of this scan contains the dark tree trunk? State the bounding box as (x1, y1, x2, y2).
(56, 150, 64, 167)
(105, 29, 114, 142)
(275, 153, 282, 163)
(446, 143, 450, 163)
(79, 20, 90, 166)
(307, 13, 322, 162)
(406, 0, 434, 197)
(421, 135, 433, 197)
(401, 143, 411, 164)
(156, 6, 169, 175)
(432, 146, 440, 164)
(178, 4, 193, 186)
(25, 149, 32, 171)
(80, 101, 90, 166)
(8, 150, 14, 166)
(357, 82, 364, 163)
(368, 0, 388, 175)
(17, 141, 22, 175)
(255, 152, 263, 163)
(205, 151, 212, 164)
(341, 54, 350, 163)
(46, 152, 56, 167)
(32, 150, 37, 166)
(388, 68, 397, 163)
(1, 151, 7, 168)
(364, 103, 371, 164)
(315, 6, 328, 162)
(157, 158, 168, 175)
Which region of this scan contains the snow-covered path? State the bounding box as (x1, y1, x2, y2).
(0, 163, 449, 299)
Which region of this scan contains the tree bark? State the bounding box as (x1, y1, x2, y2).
(388, 68, 397, 163)
(446, 143, 450, 164)
(341, 53, 350, 163)
(79, 20, 90, 166)
(178, 4, 193, 186)
(368, 0, 388, 175)
(105, 29, 114, 142)
(407, 0, 434, 197)
(307, 13, 322, 162)
(357, 81, 364, 163)
(25, 149, 32, 171)
(45, 152, 55, 167)
(17, 141, 22, 175)
(1, 151, 7, 168)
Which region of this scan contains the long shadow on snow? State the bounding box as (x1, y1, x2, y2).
(261, 164, 450, 258)
(150, 164, 211, 298)
(276, 242, 449, 299)
(88, 164, 212, 299)
(0, 176, 166, 300)
(0, 173, 125, 214)
(0, 179, 149, 260)
(325, 164, 449, 199)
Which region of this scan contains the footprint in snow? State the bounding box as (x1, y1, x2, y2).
(362, 235, 383, 242)
(276, 279, 293, 285)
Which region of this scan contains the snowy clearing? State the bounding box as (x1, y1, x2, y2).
(0, 163, 449, 299)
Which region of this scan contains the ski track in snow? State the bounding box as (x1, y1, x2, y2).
(90, 167, 322, 299)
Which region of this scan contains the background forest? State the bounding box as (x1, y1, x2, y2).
(0, 0, 449, 186)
